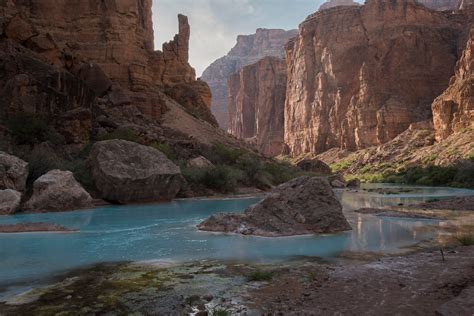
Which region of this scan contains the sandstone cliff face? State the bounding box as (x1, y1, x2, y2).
(319, 0, 360, 11)
(0, 0, 217, 136)
(416, 0, 474, 10)
(284, 0, 471, 156)
(201, 29, 297, 129)
(432, 28, 474, 140)
(228, 57, 287, 157)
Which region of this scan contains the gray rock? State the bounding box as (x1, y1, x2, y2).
(297, 158, 332, 175)
(24, 170, 93, 212)
(346, 178, 361, 188)
(198, 176, 351, 237)
(89, 140, 185, 203)
(328, 174, 346, 188)
(0, 189, 22, 215)
(0, 152, 28, 191)
(187, 156, 214, 169)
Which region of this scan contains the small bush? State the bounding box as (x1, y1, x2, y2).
(61, 159, 94, 192)
(247, 269, 273, 282)
(150, 142, 175, 161)
(264, 161, 301, 185)
(26, 148, 61, 187)
(97, 129, 139, 142)
(455, 233, 474, 246)
(182, 165, 244, 193)
(6, 112, 50, 145)
(210, 143, 248, 165)
(210, 307, 231, 316)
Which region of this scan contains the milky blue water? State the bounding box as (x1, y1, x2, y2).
(0, 184, 473, 299)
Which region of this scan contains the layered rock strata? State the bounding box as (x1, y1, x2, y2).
(0, 1, 216, 127)
(202, 29, 297, 129)
(228, 57, 287, 157)
(319, 0, 360, 11)
(432, 28, 474, 140)
(284, 0, 472, 156)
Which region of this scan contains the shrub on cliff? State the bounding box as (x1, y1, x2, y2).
(6, 112, 64, 145)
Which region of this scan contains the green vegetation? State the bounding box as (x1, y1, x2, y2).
(330, 160, 352, 173)
(150, 142, 175, 161)
(183, 143, 303, 194)
(210, 307, 231, 316)
(5, 112, 65, 145)
(455, 233, 474, 246)
(97, 129, 139, 142)
(247, 269, 273, 282)
(26, 147, 61, 187)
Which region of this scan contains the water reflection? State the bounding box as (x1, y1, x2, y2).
(0, 184, 473, 300)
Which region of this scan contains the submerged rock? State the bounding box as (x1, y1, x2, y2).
(24, 170, 93, 212)
(0, 222, 77, 233)
(0, 189, 21, 215)
(198, 176, 351, 237)
(89, 140, 185, 203)
(0, 152, 28, 191)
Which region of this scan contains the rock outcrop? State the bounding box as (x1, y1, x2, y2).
(89, 140, 185, 203)
(0, 1, 217, 138)
(416, 0, 474, 10)
(228, 57, 287, 157)
(24, 170, 93, 212)
(202, 29, 297, 129)
(432, 28, 474, 141)
(319, 0, 360, 11)
(0, 189, 22, 215)
(284, 0, 472, 156)
(296, 159, 332, 174)
(198, 176, 351, 237)
(0, 152, 28, 192)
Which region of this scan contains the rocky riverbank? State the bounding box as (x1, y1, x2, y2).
(1, 245, 473, 315)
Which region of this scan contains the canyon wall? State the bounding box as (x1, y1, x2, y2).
(319, 0, 360, 11)
(201, 28, 297, 129)
(228, 57, 287, 157)
(0, 0, 216, 125)
(284, 0, 472, 156)
(432, 28, 474, 140)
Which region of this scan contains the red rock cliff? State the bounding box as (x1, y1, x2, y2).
(432, 28, 474, 140)
(284, 0, 471, 156)
(228, 57, 287, 157)
(0, 0, 215, 124)
(201, 29, 297, 129)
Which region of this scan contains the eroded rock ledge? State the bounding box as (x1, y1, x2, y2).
(198, 177, 351, 237)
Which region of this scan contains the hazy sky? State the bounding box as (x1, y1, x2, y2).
(153, 0, 337, 76)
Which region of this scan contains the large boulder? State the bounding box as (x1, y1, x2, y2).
(89, 140, 185, 203)
(23, 170, 93, 212)
(198, 176, 351, 237)
(0, 189, 22, 215)
(0, 152, 28, 191)
(297, 158, 332, 175)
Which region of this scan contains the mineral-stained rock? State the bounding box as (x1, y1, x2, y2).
(24, 170, 93, 212)
(432, 28, 474, 141)
(296, 159, 332, 174)
(0, 152, 28, 192)
(198, 176, 351, 237)
(89, 140, 185, 203)
(202, 29, 297, 129)
(319, 0, 360, 11)
(284, 0, 471, 156)
(228, 57, 287, 157)
(0, 189, 22, 215)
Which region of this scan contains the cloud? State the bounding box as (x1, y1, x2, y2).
(152, 0, 362, 76)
